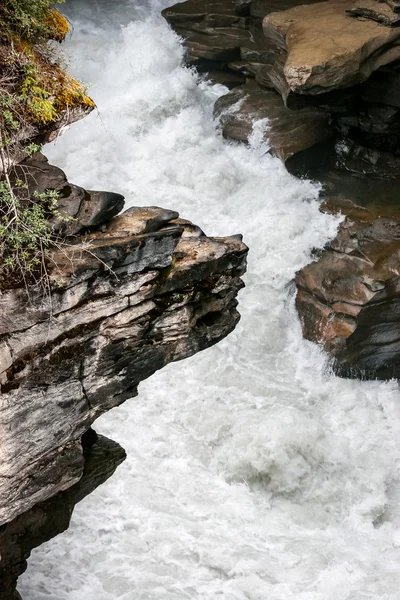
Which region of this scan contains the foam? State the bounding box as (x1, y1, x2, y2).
(19, 1, 400, 598)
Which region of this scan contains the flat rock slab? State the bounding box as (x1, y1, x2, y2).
(263, 0, 400, 94)
(214, 85, 331, 162)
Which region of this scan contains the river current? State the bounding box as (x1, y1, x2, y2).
(19, 1, 400, 598)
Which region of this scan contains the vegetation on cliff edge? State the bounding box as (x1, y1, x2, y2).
(0, 0, 94, 290)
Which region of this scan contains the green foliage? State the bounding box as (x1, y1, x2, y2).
(0, 1, 93, 292)
(2, 0, 65, 41)
(18, 62, 58, 123)
(0, 178, 72, 285)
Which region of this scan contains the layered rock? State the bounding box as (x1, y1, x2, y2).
(0, 152, 247, 597)
(263, 0, 400, 95)
(164, 0, 400, 378)
(0, 156, 247, 528)
(214, 84, 331, 171)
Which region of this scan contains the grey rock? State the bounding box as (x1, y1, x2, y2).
(0, 432, 126, 600)
(0, 174, 247, 528)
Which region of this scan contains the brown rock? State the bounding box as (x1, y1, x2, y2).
(295, 179, 400, 378)
(263, 0, 400, 94)
(213, 85, 332, 169)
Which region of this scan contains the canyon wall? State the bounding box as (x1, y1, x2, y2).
(163, 0, 400, 379)
(0, 8, 248, 597)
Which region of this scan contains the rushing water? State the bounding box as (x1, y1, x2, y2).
(19, 1, 400, 598)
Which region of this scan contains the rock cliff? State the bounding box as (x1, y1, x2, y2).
(163, 0, 400, 378)
(0, 154, 247, 597)
(0, 6, 248, 597)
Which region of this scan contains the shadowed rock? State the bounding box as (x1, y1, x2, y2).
(214, 84, 331, 171)
(11, 153, 124, 236)
(0, 432, 126, 600)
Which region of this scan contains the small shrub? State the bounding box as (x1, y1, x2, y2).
(0, 0, 93, 292)
(2, 0, 66, 41)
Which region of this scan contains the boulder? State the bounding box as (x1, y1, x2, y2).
(263, 0, 400, 95)
(11, 153, 125, 236)
(214, 85, 332, 171)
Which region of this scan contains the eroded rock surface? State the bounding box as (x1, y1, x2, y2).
(0, 163, 247, 527)
(214, 84, 331, 171)
(296, 185, 400, 378)
(264, 0, 400, 95)
(164, 0, 400, 378)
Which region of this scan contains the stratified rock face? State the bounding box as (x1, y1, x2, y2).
(295, 189, 400, 378)
(163, 0, 400, 378)
(0, 431, 126, 600)
(0, 157, 248, 528)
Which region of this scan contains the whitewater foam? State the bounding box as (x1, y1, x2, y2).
(19, 1, 400, 598)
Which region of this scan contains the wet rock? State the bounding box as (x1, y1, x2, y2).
(335, 138, 400, 180)
(162, 0, 250, 63)
(361, 64, 400, 108)
(0, 159, 248, 526)
(295, 181, 400, 378)
(214, 85, 332, 169)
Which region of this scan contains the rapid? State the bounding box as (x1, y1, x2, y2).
(19, 0, 400, 598)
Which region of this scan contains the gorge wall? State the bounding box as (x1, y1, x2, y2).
(0, 6, 248, 598)
(163, 0, 400, 379)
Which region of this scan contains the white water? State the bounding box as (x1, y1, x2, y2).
(19, 1, 400, 598)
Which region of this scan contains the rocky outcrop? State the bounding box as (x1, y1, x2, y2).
(0, 151, 247, 597)
(214, 84, 331, 171)
(0, 156, 247, 529)
(0, 5, 249, 598)
(164, 0, 400, 378)
(295, 183, 400, 378)
(163, 0, 331, 174)
(263, 0, 400, 95)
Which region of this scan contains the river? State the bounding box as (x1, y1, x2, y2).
(19, 0, 400, 598)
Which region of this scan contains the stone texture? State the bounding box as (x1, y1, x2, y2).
(296, 188, 400, 375)
(263, 0, 400, 94)
(346, 0, 400, 26)
(162, 0, 250, 64)
(0, 431, 126, 600)
(0, 162, 247, 527)
(214, 85, 331, 170)
(11, 153, 124, 236)
(163, 0, 400, 380)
